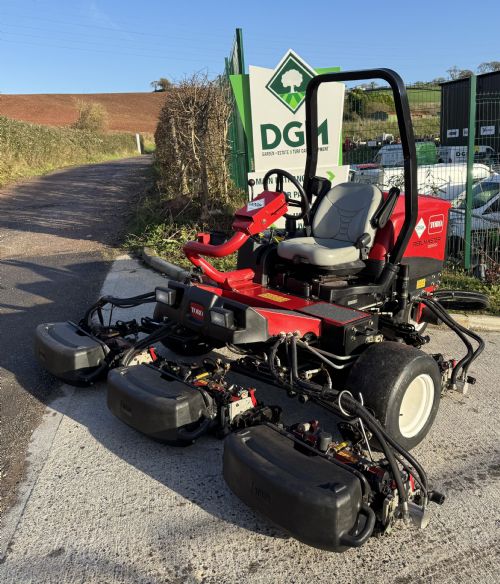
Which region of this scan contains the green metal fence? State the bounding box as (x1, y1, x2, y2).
(343, 76, 500, 278)
(225, 28, 249, 192)
(223, 36, 499, 278)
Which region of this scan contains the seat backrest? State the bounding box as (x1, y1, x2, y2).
(312, 182, 383, 243)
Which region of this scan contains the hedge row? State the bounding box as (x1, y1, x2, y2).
(0, 115, 139, 186)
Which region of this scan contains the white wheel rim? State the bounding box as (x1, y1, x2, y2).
(399, 374, 435, 438)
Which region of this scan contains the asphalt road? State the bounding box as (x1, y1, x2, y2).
(1, 256, 498, 583)
(0, 157, 152, 513)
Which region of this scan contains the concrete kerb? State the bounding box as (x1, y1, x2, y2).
(142, 247, 500, 333)
(141, 247, 189, 282)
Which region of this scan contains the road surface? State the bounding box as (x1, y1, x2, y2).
(0, 157, 152, 513)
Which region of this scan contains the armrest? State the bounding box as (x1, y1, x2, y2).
(371, 187, 400, 229)
(355, 232, 371, 249)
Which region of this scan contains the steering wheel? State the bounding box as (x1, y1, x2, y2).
(263, 168, 310, 221)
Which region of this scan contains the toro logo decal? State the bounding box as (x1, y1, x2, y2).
(189, 302, 205, 321)
(428, 214, 444, 235)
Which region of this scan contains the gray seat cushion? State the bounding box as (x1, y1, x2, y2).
(277, 182, 383, 267)
(276, 237, 360, 266)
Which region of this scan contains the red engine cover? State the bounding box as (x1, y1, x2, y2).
(369, 194, 450, 262)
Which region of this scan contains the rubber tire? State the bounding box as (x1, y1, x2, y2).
(346, 342, 441, 451)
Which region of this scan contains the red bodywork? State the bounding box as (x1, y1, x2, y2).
(370, 194, 450, 264)
(183, 190, 450, 337)
(184, 190, 287, 289)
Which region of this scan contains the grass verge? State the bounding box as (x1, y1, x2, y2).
(0, 115, 140, 187)
(125, 173, 243, 272)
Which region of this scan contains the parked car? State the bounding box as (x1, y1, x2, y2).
(447, 174, 500, 261)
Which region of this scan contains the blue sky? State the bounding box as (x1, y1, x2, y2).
(1, 0, 498, 94)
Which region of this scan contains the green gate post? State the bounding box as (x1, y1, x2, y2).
(464, 74, 477, 271)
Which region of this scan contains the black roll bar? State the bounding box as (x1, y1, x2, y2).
(303, 68, 418, 266)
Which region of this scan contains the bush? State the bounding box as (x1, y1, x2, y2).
(154, 72, 241, 222)
(0, 116, 138, 186)
(72, 100, 108, 132)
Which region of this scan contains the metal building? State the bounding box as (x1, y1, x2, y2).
(440, 71, 500, 152)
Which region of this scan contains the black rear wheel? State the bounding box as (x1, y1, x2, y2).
(346, 342, 441, 450)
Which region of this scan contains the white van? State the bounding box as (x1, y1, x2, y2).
(373, 142, 437, 167)
(353, 163, 491, 197)
(373, 144, 405, 167)
(437, 145, 496, 164)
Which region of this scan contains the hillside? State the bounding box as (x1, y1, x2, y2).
(0, 92, 165, 133)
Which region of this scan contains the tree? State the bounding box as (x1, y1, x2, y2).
(72, 101, 108, 132)
(478, 61, 500, 74)
(281, 69, 303, 93)
(447, 66, 473, 80)
(151, 77, 172, 92)
(346, 88, 368, 117)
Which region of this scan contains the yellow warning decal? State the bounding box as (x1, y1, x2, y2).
(259, 292, 290, 303)
(416, 278, 426, 289)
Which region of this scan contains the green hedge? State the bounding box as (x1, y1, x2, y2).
(0, 116, 139, 186)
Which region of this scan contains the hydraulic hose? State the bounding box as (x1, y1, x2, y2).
(420, 297, 484, 386)
(433, 289, 489, 311)
(289, 336, 409, 510)
(296, 339, 352, 370)
(340, 393, 409, 512)
(421, 298, 474, 385)
(82, 291, 157, 329)
(267, 336, 286, 384)
(289, 335, 333, 392)
(268, 333, 427, 507)
(431, 297, 486, 373)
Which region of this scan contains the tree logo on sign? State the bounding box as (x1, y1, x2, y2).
(266, 51, 316, 113)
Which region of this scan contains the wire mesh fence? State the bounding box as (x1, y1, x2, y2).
(342, 78, 500, 276)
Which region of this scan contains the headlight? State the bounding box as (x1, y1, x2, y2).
(156, 287, 176, 306)
(210, 308, 234, 328)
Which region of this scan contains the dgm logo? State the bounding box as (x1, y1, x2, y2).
(262, 51, 328, 151)
(266, 52, 316, 114)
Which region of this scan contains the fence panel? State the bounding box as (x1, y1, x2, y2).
(343, 78, 500, 275)
(225, 29, 249, 192)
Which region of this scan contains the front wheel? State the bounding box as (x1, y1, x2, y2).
(346, 342, 441, 450)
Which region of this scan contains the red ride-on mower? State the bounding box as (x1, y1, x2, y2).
(35, 69, 486, 552)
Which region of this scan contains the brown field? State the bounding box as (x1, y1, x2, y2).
(0, 92, 165, 133)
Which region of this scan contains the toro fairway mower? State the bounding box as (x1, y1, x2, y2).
(35, 69, 486, 552)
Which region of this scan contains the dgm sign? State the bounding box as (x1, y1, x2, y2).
(247, 49, 347, 191)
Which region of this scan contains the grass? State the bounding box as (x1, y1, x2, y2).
(125, 175, 240, 272)
(442, 269, 500, 315)
(141, 132, 156, 154)
(0, 115, 140, 187)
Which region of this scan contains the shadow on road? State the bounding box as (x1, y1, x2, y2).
(0, 157, 150, 248)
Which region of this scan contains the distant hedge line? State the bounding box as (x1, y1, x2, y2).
(0, 116, 139, 186)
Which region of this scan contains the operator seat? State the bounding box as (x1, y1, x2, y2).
(277, 182, 383, 269)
